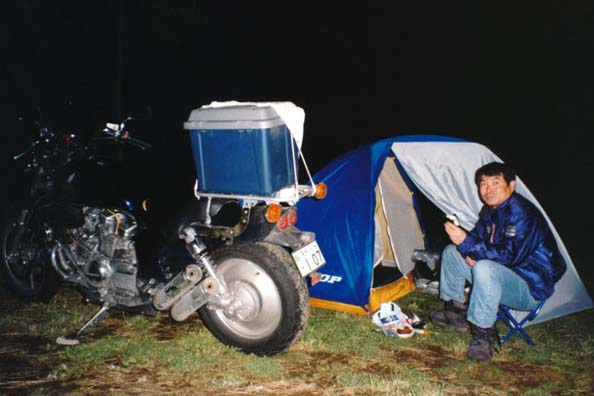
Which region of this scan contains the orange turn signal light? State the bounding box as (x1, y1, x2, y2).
(314, 182, 327, 200)
(265, 203, 282, 223)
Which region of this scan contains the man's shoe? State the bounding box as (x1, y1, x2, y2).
(429, 301, 468, 333)
(467, 323, 497, 361)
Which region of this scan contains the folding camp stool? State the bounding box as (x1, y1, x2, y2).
(497, 301, 545, 346)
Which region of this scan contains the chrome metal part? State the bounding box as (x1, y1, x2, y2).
(206, 256, 282, 340)
(56, 302, 111, 345)
(50, 242, 78, 279)
(180, 227, 230, 299)
(170, 277, 218, 321)
(204, 197, 212, 225)
(75, 303, 111, 338)
(152, 264, 202, 310)
(49, 206, 142, 303)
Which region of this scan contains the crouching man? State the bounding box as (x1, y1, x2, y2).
(430, 162, 566, 361)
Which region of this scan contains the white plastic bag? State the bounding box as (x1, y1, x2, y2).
(372, 302, 408, 327)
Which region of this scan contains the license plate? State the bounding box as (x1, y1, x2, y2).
(292, 241, 326, 276)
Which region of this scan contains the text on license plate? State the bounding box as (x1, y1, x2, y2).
(292, 241, 326, 276)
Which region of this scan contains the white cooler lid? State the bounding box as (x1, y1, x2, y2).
(199, 101, 305, 148)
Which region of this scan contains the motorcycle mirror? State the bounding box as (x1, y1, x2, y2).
(105, 123, 120, 132)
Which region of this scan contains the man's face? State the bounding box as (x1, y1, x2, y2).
(478, 174, 515, 208)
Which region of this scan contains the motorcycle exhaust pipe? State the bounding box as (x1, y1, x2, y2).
(170, 277, 218, 322)
(50, 242, 77, 279)
(152, 264, 203, 311)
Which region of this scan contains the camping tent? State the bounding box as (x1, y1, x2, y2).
(297, 136, 594, 325)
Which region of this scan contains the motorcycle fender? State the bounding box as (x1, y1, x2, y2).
(261, 225, 315, 250)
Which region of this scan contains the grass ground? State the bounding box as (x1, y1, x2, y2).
(0, 285, 593, 396)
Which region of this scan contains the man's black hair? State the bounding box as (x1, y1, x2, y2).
(474, 162, 516, 186)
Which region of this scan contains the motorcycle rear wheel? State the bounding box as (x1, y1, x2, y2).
(0, 210, 59, 301)
(199, 242, 310, 356)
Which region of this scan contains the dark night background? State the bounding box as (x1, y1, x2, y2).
(0, 1, 592, 292)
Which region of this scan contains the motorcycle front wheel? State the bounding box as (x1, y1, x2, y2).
(0, 210, 59, 301)
(199, 242, 310, 356)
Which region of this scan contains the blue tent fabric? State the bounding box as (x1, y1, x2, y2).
(297, 135, 463, 308)
(297, 142, 375, 307)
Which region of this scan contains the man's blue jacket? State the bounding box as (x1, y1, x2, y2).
(457, 192, 566, 301)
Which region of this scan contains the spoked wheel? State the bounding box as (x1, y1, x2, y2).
(199, 242, 310, 356)
(0, 211, 58, 301)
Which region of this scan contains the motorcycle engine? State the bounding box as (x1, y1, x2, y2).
(55, 207, 141, 302)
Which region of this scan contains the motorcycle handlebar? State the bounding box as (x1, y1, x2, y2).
(123, 135, 152, 150)
(103, 119, 151, 150)
(13, 145, 34, 161)
(13, 117, 152, 167)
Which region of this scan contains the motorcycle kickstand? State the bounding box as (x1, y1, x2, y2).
(56, 303, 111, 346)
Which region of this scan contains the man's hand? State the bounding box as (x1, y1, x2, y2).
(444, 221, 467, 246)
(444, 222, 477, 267)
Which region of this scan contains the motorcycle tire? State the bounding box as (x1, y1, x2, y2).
(0, 210, 59, 302)
(199, 242, 310, 356)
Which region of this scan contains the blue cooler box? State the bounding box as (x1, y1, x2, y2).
(184, 105, 298, 197)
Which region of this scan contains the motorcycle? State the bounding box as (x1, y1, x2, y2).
(1, 110, 327, 355)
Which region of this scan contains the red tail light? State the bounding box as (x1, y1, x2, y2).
(287, 210, 298, 226)
(276, 215, 289, 230)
